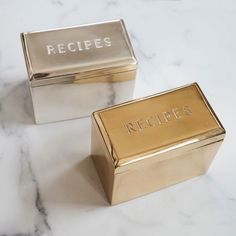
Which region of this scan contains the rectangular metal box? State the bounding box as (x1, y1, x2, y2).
(91, 83, 225, 205)
(21, 19, 137, 124)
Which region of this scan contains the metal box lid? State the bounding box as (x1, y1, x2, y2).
(21, 19, 137, 87)
(92, 83, 225, 172)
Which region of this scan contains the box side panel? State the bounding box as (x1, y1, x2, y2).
(91, 116, 115, 203)
(31, 70, 135, 124)
(119, 19, 137, 65)
(111, 139, 223, 205)
(21, 33, 33, 80)
(194, 83, 225, 132)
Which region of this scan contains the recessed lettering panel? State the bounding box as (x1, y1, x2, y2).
(21, 20, 135, 80)
(96, 84, 222, 161)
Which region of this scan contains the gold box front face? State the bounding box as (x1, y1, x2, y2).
(21, 19, 137, 123)
(91, 83, 225, 205)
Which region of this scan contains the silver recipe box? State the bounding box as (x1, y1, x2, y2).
(21, 19, 137, 124)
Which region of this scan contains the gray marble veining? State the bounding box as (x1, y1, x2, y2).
(0, 0, 236, 235)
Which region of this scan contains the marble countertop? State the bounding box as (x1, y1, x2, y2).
(0, 0, 236, 235)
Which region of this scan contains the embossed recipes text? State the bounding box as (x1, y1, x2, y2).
(46, 37, 112, 55)
(124, 105, 192, 135)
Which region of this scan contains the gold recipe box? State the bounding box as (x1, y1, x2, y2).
(21, 19, 137, 124)
(91, 83, 225, 205)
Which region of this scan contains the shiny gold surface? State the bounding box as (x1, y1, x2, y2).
(21, 19, 137, 123)
(91, 83, 225, 204)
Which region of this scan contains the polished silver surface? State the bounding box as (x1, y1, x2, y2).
(31, 77, 135, 124)
(21, 19, 137, 124)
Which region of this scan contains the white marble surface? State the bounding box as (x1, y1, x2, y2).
(0, 0, 236, 235)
